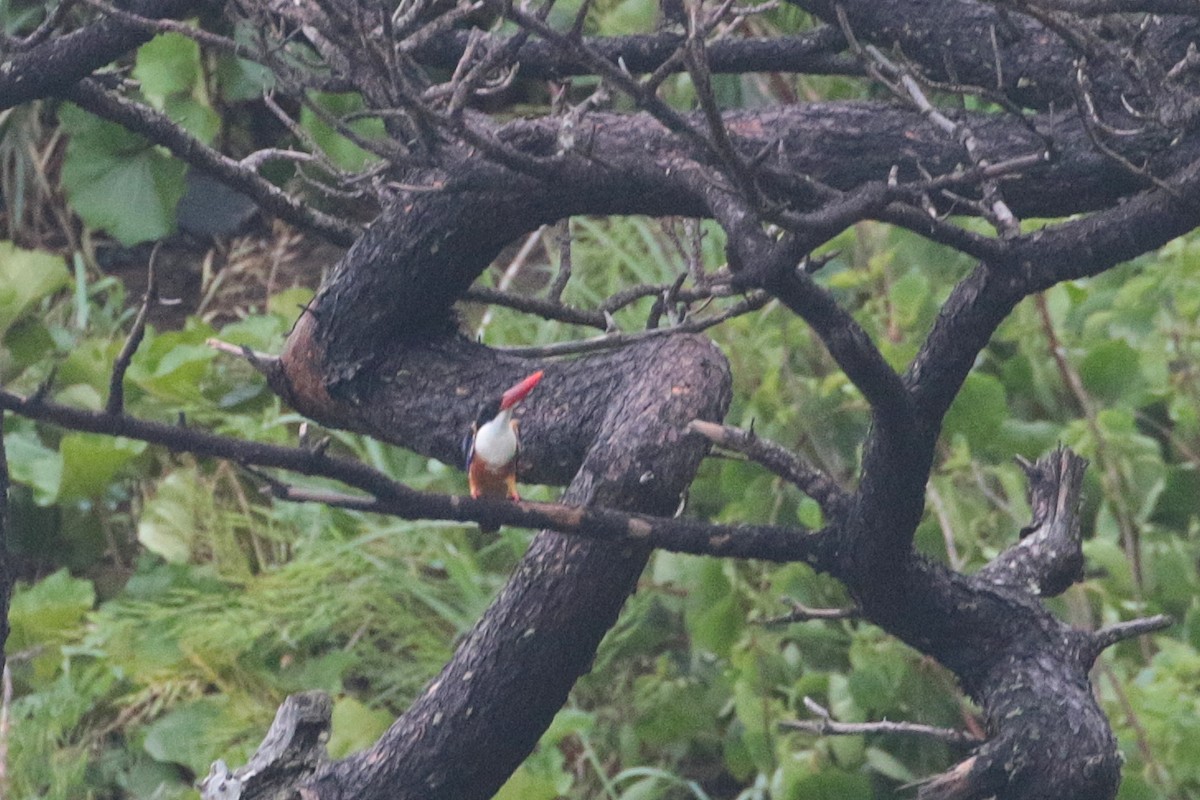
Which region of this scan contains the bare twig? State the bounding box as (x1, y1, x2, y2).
(852, 36, 1021, 237)
(683, 0, 761, 205)
(3, 0, 77, 51)
(546, 219, 573, 302)
(782, 697, 981, 745)
(497, 291, 772, 357)
(107, 243, 160, 416)
(687, 419, 849, 514)
(926, 483, 965, 571)
(760, 599, 858, 624)
(80, 0, 253, 59)
(1072, 63, 1179, 196)
(463, 287, 607, 329)
(476, 227, 549, 338)
(251, 477, 821, 560)
(1092, 614, 1172, 654)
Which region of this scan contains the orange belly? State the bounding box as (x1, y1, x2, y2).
(469, 458, 520, 501)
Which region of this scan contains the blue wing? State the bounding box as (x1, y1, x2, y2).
(462, 429, 475, 470)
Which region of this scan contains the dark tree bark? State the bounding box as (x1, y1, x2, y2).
(0, 0, 210, 109)
(1, 0, 1196, 798)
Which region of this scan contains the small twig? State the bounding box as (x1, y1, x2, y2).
(1097, 660, 1171, 789)
(546, 219, 573, 302)
(206, 338, 279, 379)
(497, 2, 719, 168)
(4, 0, 77, 51)
(462, 287, 606, 329)
(858, 41, 1021, 237)
(760, 599, 858, 625)
(1092, 614, 1172, 654)
(1073, 63, 1179, 196)
(238, 148, 318, 171)
(687, 419, 848, 514)
(926, 483, 965, 571)
(683, 0, 761, 206)
(476, 226, 549, 338)
(497, 291, 772, 357)
(781, 697, 981, 745)
(80, 0, 253, 59)
(106, 243, 160, 415)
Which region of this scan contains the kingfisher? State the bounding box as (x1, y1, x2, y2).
(464, 370, 544, 531)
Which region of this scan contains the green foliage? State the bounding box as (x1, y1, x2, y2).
(134, 31, 220, 144)
(11, 88, 1200, 800)
(59, 102, 187, 246)
(299, 93, 386, 173)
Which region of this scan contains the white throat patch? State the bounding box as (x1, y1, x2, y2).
(473, 408, 518, 467)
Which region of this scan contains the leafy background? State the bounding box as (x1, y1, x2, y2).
(2, 3, 1199, 800)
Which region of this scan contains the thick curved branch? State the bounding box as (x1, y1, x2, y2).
(288, 333, 734, 800)
(410, 27, 860, 79)
(287, 103, 1200, 387)
(847, 450, 1129, 800)
(1019, 0, 1200, 11)
(793, 0, 1200, 113)
(0, 0, 209, 110)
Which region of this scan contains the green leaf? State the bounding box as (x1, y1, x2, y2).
(163, 94, 221, 143)
(57, 433, 146, 501)
(142, 698, 230, 774)
(8, 569, 95, 652)
(60, 104, 186, 245)
(890, 268, 932, 331)
(327, 697, 393, 759)
(494, 764, 567, 800)
(299, 93, 384, 172)
(865, 746, 917, 783)
(791, 769, 872, 800)
(1151, 465, 1200, 529)
(941, 372, 1008, 453)
(0, 242, 70, 338)
(134, 32, 202, 98)
(1078, 339, 1144, 405)
(596, 0, 657, 36)
(126, 325, 218, 403)
(681, 559, 742, 657)
(215, 52, 276, 101)
(6, 425, 63, 505)
(137, 471, 204, 563)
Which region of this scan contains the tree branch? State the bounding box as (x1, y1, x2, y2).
(977, 448, 1088, 596)
(0, 0, 206, 110)
(409, 27, 860, 79)
(782, 696, 980, 745)
(1092, 615, 1174, 656)
(686, 419, 849, 514)
(106, 245, 159, 416)
(0, 376, 830, 560)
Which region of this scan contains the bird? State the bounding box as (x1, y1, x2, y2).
(463, 370, 544, 532)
